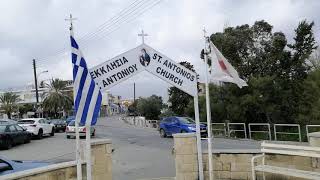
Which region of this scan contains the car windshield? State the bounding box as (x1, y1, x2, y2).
(177, 117, 195, 124)
(68, 121, 84, 126)
(0, 125, 6, 133)
(18, 120, 35, 124)
(0, 159, 12, 172)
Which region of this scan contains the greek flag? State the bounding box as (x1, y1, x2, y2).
(70, 35, 102, 126)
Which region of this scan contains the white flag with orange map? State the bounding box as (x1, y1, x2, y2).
(209, 42, 248, 88)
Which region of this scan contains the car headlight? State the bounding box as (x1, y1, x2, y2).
(188, 127, 196, 131)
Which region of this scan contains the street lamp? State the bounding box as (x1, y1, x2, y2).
(37, 70, 49, 88)
(37, 70, 48, 79)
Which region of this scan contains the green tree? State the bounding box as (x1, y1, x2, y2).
(42, 79, 73, 118)
(168, 61, 197, 115)
(196, 19, 318, 126)
(297, 69, 320, 125)
(18, 104, 34, 118)
(0, 92, 20, 119)
(136, 95, 163, 120)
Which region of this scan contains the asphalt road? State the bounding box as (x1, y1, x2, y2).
(0, 116, 175, 180)
(0, 115, 261, 180)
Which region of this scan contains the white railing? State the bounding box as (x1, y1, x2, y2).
(248, 123, 271, 140)
(227, 123, 247, 139)
(212, 123, 227, 137)
(121, 116, 320, 142)
(202, 122, 227, 137)
(306, 125, 320, 142)
(274, 124, 301, 142)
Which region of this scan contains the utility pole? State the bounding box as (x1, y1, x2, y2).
(33, 59, 39, 105)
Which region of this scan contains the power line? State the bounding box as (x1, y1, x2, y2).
(81, 0, 162, 49)
(37, 0, 163, 69)
(78, 0, 144, 40)
(79, 0, 154, 43)
(40, 0, 150, 60)
(38, 0, 161, 64)
(84, 0, 162, 48)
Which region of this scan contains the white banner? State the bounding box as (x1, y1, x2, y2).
(90, 44, 197, 96)
(89, 45, 145, 90)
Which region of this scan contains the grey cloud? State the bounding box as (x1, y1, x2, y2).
(1, 0, 319, 101)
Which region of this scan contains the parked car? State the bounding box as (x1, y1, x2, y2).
(17, 118, 55, 139)
(0, 156, 50, 175)
(159, 116, 207, 138)
(66, 116, 75, 125)
(65, 120, 95, 139)
(49, 119, 67, 132)
(0, 124, 31, 149)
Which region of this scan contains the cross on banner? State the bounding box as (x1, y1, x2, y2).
(138, 30, 148, 44)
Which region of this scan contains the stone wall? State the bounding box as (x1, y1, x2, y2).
(202, 153, 256, 180)
(1, 139, 112, 180)
(173, 133, 320, 180)
(174, 133, 199, 180)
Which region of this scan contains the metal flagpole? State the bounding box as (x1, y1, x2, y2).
(66, 14, 82, 180)
(204, 29, 214, 180)
(86, 123, 92, 180)
(194, 94, 204, 180)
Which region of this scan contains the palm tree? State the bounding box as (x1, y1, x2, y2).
(42, 78, 73, 118)
(0, 92, 20, 119)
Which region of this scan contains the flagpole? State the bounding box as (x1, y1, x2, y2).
(75, 116, 82, 180)
(86, 123, 92, 180)
(194, 94, 204, 180)
(66, 14, 82, 180)
(203, 29, 214, 180)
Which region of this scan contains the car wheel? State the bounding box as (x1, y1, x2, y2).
(5, 139, 13, 149)
(66, 135, 70, 139)
(50, 128, 55, 136)
(37, 129, 43, 139)
(160, 129, 167, 138)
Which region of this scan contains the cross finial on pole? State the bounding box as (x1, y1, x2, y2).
(203, 27, 210, 54)
(203, 28, 207, 38)
(138, 30, 148, 44)
(65, 14, 77, 31)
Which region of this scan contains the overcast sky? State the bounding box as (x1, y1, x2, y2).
(1, 0, 319, 101)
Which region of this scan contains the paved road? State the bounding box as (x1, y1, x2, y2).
(0, 116, 175, 180)
(95, 116, 176, 180)
(0, 115, 261, 180)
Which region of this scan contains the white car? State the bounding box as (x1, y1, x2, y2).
(17, 118, 55, 139)
(65, 121, 95, 139)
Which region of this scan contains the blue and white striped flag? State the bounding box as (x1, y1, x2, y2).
(70, 35, 102, 126)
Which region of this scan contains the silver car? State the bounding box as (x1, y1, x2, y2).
(65, 121, 95, 139)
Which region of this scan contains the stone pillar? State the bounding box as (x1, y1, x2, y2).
(173, 133, 199, 180)
(81, 139, 113, 180)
